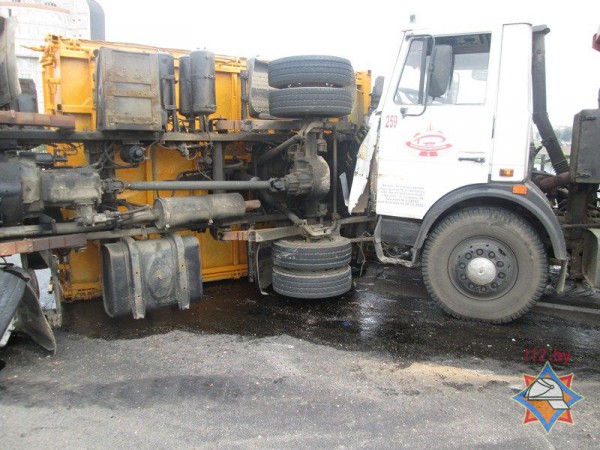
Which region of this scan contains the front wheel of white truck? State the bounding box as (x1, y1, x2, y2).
(422, 207, 548, 323)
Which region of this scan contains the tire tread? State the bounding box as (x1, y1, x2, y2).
(272, 265, 352, 299)
(269, 87, 353, 118)
(272, 236, 352, 270)
(422, 207, 547, 323)
(268, 55, 354, 88)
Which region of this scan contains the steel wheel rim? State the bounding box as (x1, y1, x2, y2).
(448, 237, 518, 301)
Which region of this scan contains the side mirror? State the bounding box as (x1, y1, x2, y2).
(428, 44, 453, 98)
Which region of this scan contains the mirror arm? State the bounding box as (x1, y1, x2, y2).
(401, 103, 427, 118)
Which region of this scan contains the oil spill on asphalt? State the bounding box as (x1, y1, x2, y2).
(54, 264, 600, 371)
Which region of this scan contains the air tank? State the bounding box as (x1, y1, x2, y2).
(178, 55, 192, 117)
(190, 50, 217, 115)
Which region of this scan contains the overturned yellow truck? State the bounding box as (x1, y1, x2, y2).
(0, 26, 373, 349)
(4, 19, 599, 351)
(37, 36, 370, 302)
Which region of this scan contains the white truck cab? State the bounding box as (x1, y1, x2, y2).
(349, 23, 569, 323)
(351, 23, 537, 215)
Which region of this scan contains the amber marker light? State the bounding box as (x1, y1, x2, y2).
(512, 185, 528, 195)
(499, 168, 514, 177)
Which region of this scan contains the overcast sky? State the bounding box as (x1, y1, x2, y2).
(97, 0, 599, 125)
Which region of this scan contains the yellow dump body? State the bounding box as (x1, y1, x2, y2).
(37, 35, 371, 301)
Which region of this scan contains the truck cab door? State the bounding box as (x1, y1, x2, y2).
(376, 31, 496, 219)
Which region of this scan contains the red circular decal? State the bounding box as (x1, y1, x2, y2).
(406, 132, 453, 156)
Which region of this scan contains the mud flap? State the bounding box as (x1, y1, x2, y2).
(14, 281, 56, 352)
(555, 260, 568, 294)
(0, 266, 28, 340)
(582, 229, 600, 289)
(255, 243, 273, 295)
(0, 265, 56, 352)
(246, 57, 273, 118)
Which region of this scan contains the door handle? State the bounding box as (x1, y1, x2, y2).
(458, 157, 486, 163)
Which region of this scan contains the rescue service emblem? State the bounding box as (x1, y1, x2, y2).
(512, 362, 584, 433)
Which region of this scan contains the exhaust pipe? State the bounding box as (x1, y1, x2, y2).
(532, 26, 569, 175)
(153, 193, 260, 229)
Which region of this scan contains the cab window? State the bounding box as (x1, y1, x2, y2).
(394, 33, 491, 106)
(394, 38, 426, 105)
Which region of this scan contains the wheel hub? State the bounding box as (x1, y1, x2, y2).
(466, 257, 497, 285)
(450, 239, 517, 300)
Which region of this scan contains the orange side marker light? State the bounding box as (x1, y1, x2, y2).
(512, 185, 528, 195)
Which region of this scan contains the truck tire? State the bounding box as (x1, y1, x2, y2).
(269, 87, 353, 118)
(273, 265, 352, 299)
(268, 55, 354, 88)
(272, 235, 352, 270)
(422, 207, 547, 323)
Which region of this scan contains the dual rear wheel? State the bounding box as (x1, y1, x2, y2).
(266, 55, 355, 296)
(267, 55, 355, 118)
(271, 235, 353, 299)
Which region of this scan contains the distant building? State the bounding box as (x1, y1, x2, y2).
(0, 0, 104, 110)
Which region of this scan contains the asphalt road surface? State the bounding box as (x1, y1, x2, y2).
(1, 265, 599, 448)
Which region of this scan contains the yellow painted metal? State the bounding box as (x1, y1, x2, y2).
(37, 35, 370, 301)
(354, 70, 372, 117)
(39, 36, 251, 301)
(57, 243, 102, 300)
